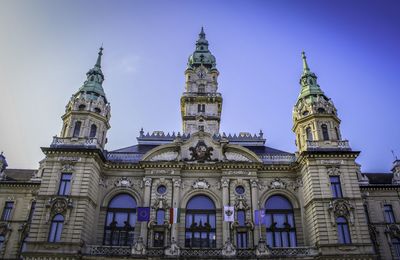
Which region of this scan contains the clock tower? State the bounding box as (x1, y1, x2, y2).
(181, 27, 222, 135)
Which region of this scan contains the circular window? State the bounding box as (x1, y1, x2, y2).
(157, 185, 167, 195)
(235, 186, 245, 195)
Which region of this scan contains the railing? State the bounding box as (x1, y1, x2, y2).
(261, 155, 296, 164)
(306, 140, 351, 151)
(106, 152, 143, 162)
(50, 136, 101, 149)
(84, 245, 131, 256)
(83, 245, 318, 258)
(270, 247, 318, 256)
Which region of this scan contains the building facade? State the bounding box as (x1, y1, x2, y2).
(0, 28, 399, 260)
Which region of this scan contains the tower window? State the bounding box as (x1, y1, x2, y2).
(321, 124, 329, 141)
(78, 104, 86, 111)
(73, 121, 81, 138)
(1, 202, 14, 221)
(336, 217, 351, 244)
(384, 205, 396, 223)
(330, 176, 343, 198)
(89, 124, 97, 138)
(94, 107, 101, 113)
(48, 214, 64, 242)
(58, 173, 72, 196)
(335, 127, 340, 140)
(306, 127, 313, 141)
(392, 238, 400, 257)
(198, 84, 205, 93)
(198, 104, 205, 112)
(317, 107, 325, 113)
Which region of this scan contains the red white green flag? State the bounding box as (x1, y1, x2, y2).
(169, 208, 180, 224)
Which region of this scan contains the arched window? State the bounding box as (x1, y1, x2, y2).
(73, 121, 81, 138)
(104, 194, 137, 246)
(265, 195, 296, 247)
(78, 104, 86, 110)
(321, 124, 329, 141)
(185, 195, 216, 248)
(48, 214, 64, 242)
(337, 217, 351, 244)
(89, 124, 97, 138)
(306, 127, 313, 141)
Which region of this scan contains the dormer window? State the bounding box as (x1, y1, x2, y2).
(78, 104, 86, 111)
(318, 108, 326, 113)
(302, 111, 309, 116)
(94, 107, 101, 113)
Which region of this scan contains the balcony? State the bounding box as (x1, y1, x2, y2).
(83, 245, 318, 258)
(305, 140, 351, 151)
(50, 136, 102, 150)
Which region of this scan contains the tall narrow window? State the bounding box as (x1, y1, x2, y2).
(306, 127, 313, 141)
(0, 235, 4, 249)
(337, 217, 351, 244)
(58, 173, 72, 196)
(154, 231, 165, 248)
(384, 205, 396, 223)
(48, 214, 64, 242)
(321, 124, 329, 141)
(237, 232, 248, 249)
(89, 124, 97, 138)
(104, 194, 136, 246)
(335, 127, 340, 140)
(198, 84, 205, 93)
(198, 104, 205, 112)
(185, 195, 216, 248)
(392, 238, 400, 257)
(1, 201, 14, 221)
(73, 121, 81, 137)
(265, 195, 297, 247)
(330, 176, 343, 198)
(156, 209, 165, 225)
(237, 210, 246, 226)
(28, 201, 36, 223)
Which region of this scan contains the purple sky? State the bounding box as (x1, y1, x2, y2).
(0, 0, 399, 172)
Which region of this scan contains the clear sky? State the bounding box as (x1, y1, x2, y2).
(0, 0, 399, 172)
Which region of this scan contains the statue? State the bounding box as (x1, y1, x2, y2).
(255, 238, 271, 256)
(131, 236, 146, 255)
(222, 238, 236, 257)
(165, 237, 180, 256)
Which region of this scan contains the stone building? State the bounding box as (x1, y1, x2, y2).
(0, 28, 399, 260)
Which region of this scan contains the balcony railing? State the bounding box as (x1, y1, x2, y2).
(50, 136, 102, 149)
(306, 140, 351, 151)
(83, 245, 318, 258)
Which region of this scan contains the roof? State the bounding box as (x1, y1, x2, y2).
(363, 173, 393, 184)
(3, 169, 37, 181)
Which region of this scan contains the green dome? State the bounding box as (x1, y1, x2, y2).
(187, 27, 217, 69)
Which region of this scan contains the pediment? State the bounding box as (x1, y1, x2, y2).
(141, 132, 262, 163)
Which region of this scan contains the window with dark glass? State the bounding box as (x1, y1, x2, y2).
(78, 104, 86, 110)
(58, 173, 72, 196)
(0, 235, 4, 249)
(265, 195, 297, 247)
(392, 238, 400, 257)
(156, 209, 165, 225)
(1, 201, 14, 221)
(185, 195, 216, 248)
(321, 124, 329, 141)
(48, 214, 64, 242)
(157, 185, 167, 195)
(104, 194, 136, 246)
(235, 186, 245, 195)
(330, 176, 343, 198)
(198, 104, 205, 112)
(89, 124, 97, 138)
(237, 232, 248, 249)
(306, 127, 313, 141)
(73, 121, 81, 137)
(337, 217, 351, 244)
(384, 205, 396, 223)
(154, 231, 165, 248)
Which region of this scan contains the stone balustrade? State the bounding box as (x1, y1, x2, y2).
(50, 136, 102, 149)
(306, 140, 351, 151)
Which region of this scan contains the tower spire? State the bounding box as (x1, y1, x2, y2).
(95, 46, 103, 68)
(302, 51, 310, 74)
(199, 26, 206, 39)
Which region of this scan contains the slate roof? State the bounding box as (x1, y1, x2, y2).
(245, 146, 293, 156)
(363, 173, 393, 185)
(2, 169, 37, 181)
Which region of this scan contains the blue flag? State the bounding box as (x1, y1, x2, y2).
(254, 209, 265, 225)
(137, 207, 150, 222)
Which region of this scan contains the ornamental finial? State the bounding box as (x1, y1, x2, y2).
(199, 26, 206, 39)
(95, 46, 104, 68)
(302, 51, 310, 73)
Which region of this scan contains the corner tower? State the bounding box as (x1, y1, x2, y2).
(293, 52, 346, 152)
(60, 47, 111, 149)
(181, 27, 222, 135)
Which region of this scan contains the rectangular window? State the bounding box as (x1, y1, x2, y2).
(197, 104, 205, 112)
(330, 176, 343, 198)
(58, 173, 72, 196)
(1, 202, 14, 221)
(384, 205, 396, 223)
(154, 231, 164, 247)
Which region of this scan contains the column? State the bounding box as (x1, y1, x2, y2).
(170, 178, 181, 243)
(140, 177, 152, 245)
(221, 177, 230, 243)
(250, 178, 261, 246)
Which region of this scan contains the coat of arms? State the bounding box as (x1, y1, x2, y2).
(188, 141, 213, 162)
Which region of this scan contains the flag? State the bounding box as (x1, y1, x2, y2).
(169, 208, 180, 224)
(137, 207, 150, 222)
(224, 206, 235, 222)
(254, 209, 265, 225)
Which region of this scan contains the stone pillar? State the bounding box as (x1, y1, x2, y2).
(171, 178, 181, 243)
(221, 177, 230, 243)
(250, 179, 261, 246)
(140, 177, 152, 245)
